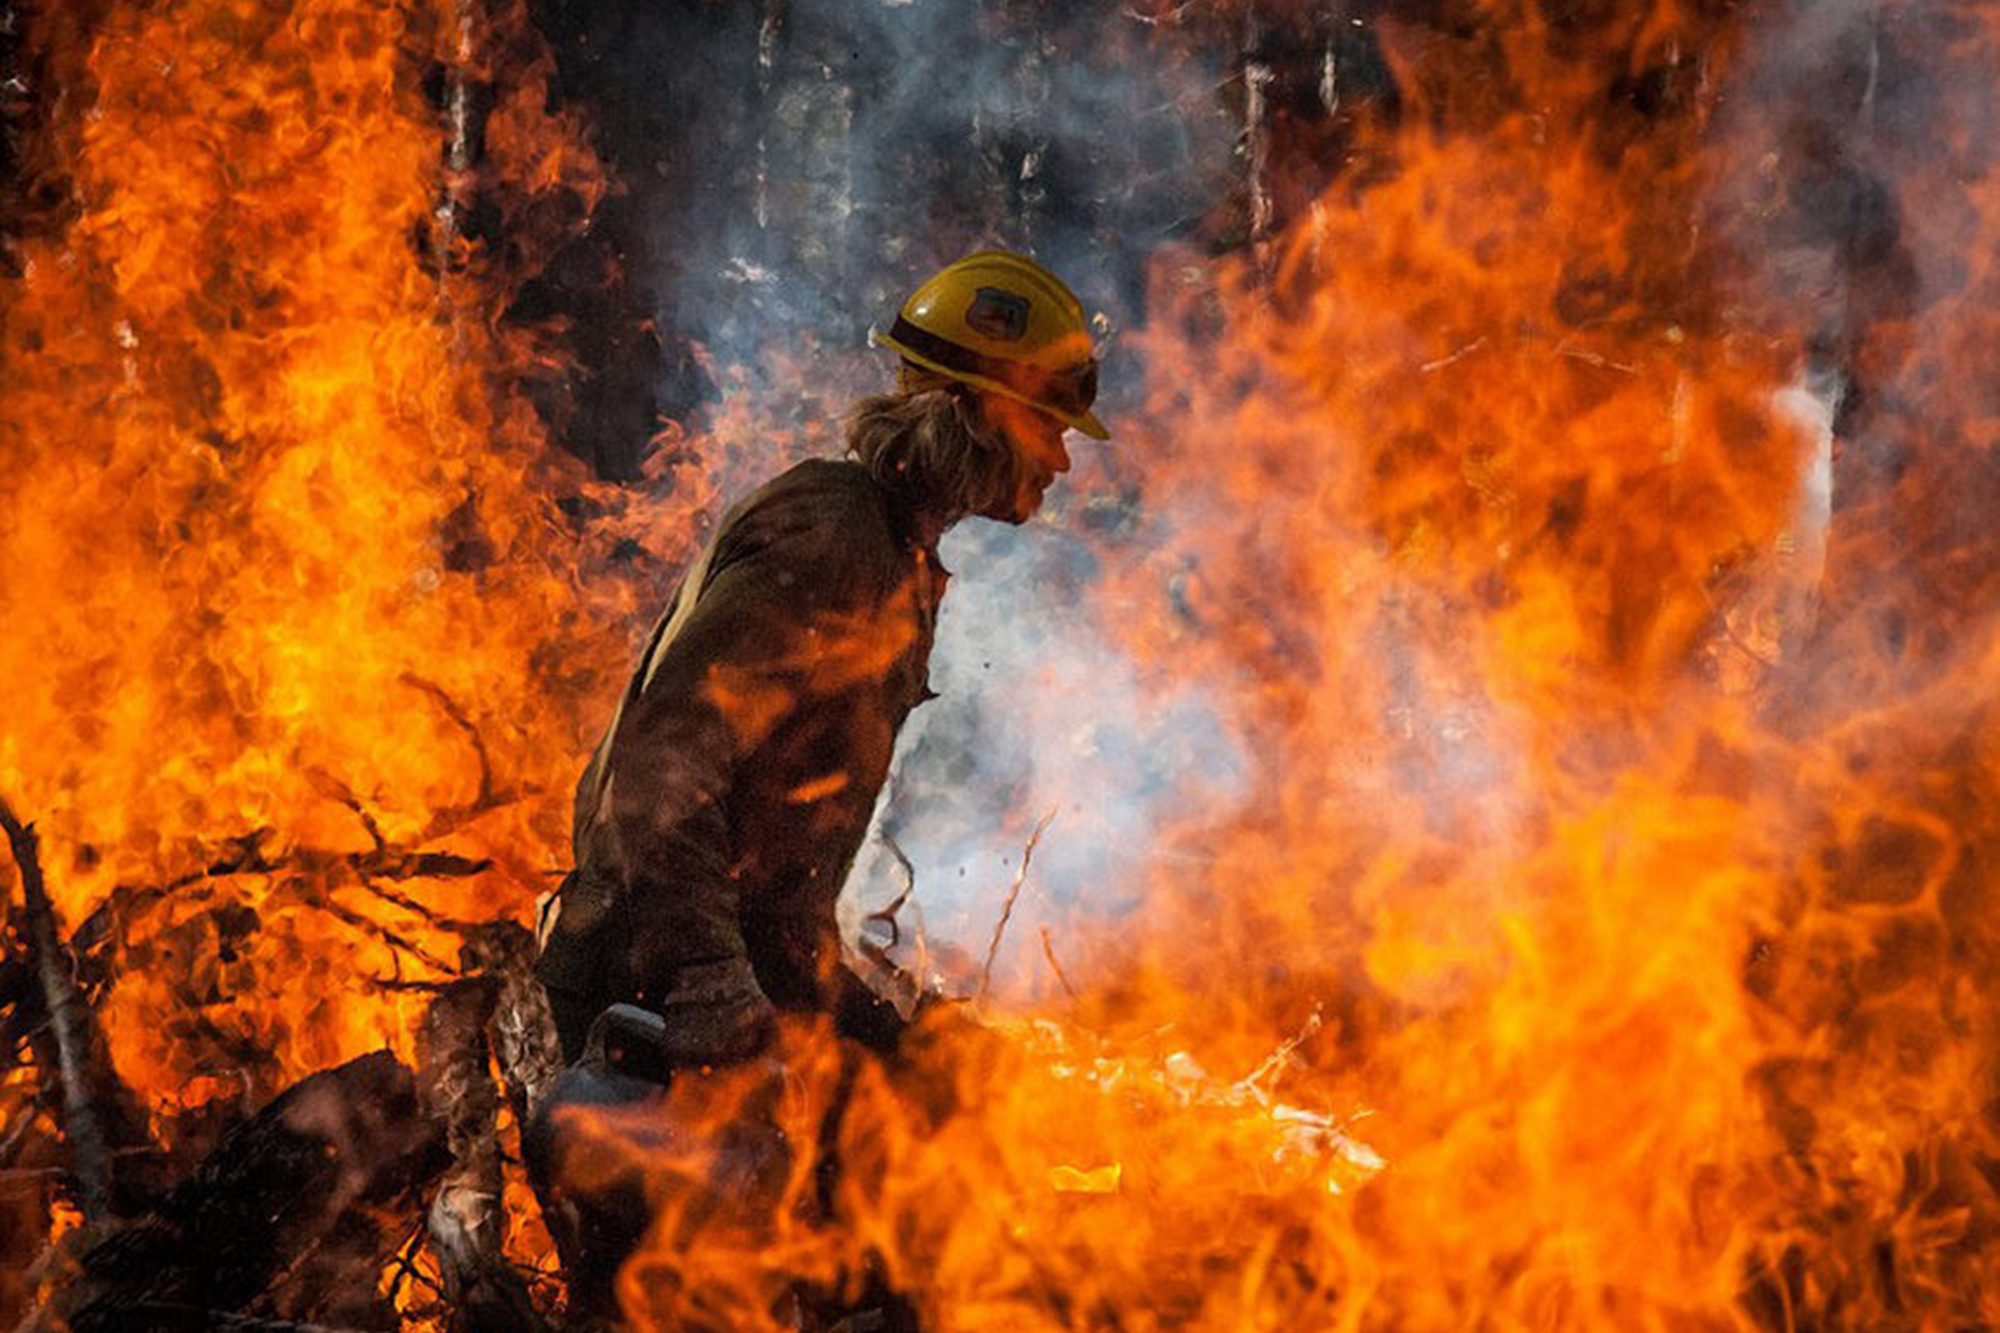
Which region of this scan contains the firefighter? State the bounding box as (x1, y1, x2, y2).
(527, 250, 1108, 1312)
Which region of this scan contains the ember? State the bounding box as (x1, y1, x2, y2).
(3, 0, 1998, 1330)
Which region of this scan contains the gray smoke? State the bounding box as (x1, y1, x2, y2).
(601, 3, 1247, 995)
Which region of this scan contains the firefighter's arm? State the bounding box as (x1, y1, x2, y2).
(601, 662, 773, 1063)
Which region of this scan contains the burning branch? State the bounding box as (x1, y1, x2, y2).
(395, 674, 517, 841)
(319, 895, 462, 979)
(1419, 336, 1489, 374)
(850, 833, 936, 1021)
(384, 1220, 443, 1308)
(132, 827, 494, 894)
(0, 947, 41, 1069)
(459, 922, 563, 1124)
(1240, 9, 1274, 260)
(93, 823, 501, 986)
(0, 1094, 47, 1168)
(1239, 1004, 1325, 1104)
(862, 833, 920, 950)
(0, 796, 157, 1223)
(432, 0, 481, 322)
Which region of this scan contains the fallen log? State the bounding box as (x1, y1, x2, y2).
(54, 1050, 449, 1333)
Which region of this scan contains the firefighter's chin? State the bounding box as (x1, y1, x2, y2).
(979, 473, 1053, 525)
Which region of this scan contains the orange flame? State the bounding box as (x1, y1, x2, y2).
(5, 0, 1999, 1330)
(0, 0, 670, 1124)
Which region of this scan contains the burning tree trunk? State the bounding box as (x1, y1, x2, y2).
(3, 801, 117, 1222)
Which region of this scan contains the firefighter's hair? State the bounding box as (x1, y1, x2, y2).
(844, 366, 1027, 523)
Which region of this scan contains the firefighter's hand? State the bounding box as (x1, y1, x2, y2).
(656, 957, 778, 1068)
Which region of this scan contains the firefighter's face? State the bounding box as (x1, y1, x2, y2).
(977, 394, 1072, 524)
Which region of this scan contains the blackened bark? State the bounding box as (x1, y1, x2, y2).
(56, 1052, 448, 1333)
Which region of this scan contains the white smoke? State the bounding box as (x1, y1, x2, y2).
(843, 455, 1247, 999)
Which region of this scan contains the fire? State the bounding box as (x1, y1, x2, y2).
(5, 0, 2000, 1329)
(0, 6, 670, 1315)
(1075, 3, 2000, 1326)
(1, 0, 646, 1086)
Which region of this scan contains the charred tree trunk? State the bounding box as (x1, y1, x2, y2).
(0, 0, 24, 276)
(433, 0, 480, 338)
(512, 0, 675, 481)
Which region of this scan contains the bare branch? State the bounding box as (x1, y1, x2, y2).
(1419, 336, 1488, 374)
(385, 1219, 442, 1306)
(0, 1094, 48, 1166)
(1037, 926, 1079, 1004)
(978, 807, 1058, 1002)
(134, 831, 493, 896)
(316, 896, 459, 979)
(399, 673, 517, 842)
(306, 771, 389, 855)
(1554, 342, 1638, 374)
(368, 977, 459, 996)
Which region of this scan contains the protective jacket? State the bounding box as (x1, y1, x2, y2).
(534, 458, 944, 1062)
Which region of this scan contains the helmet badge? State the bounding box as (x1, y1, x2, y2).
(965, 287, 1031, 342)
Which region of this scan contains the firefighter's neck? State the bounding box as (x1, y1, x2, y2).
(906, 500, 959, 549)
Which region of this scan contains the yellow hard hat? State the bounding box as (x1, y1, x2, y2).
(872, 250, 1110, 440)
